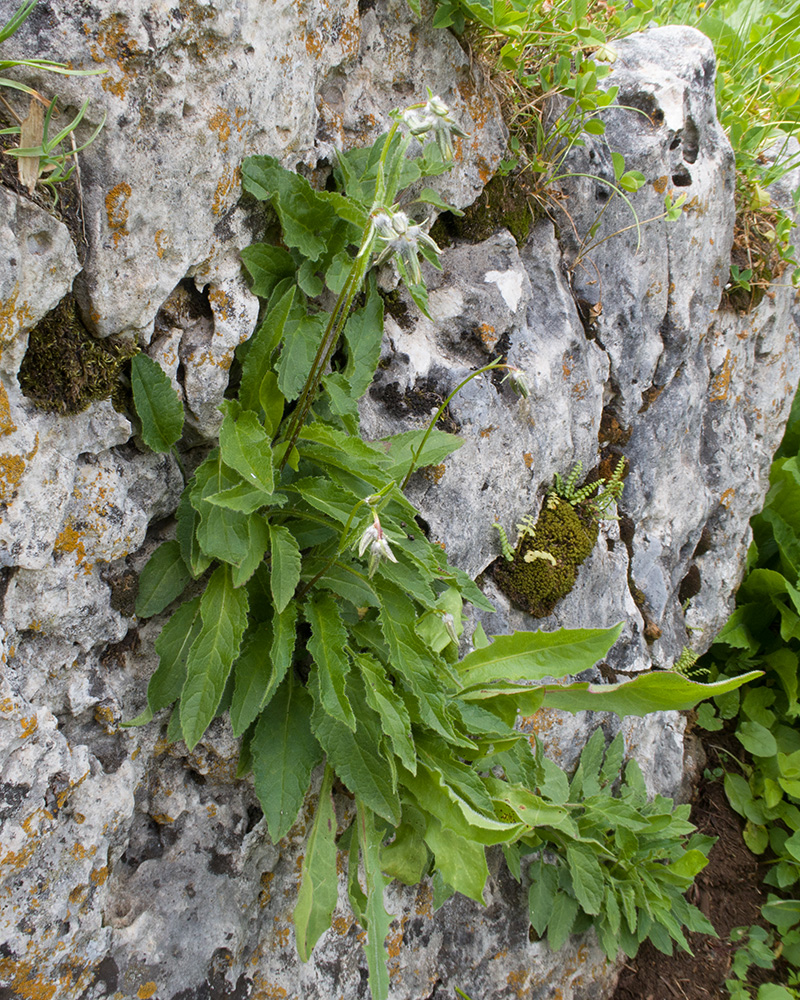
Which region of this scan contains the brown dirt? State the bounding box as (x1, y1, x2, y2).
(612, 735, 779, 1000)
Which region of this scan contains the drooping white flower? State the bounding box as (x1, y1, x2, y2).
(401, 92, 470, 161)
(356, 514, 398, 578)
(373, 208, 441, 285)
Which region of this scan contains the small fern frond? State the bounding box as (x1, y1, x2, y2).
(494, 522, 514, 562)
(523, 549, 557, 566)
(515, 513, 538, 540)
(673, 647, 701, 676)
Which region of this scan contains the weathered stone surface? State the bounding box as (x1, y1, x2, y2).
(0, 0, 506, 342)
(0, 9, 798, 1000)
(0, 186, 80, 377)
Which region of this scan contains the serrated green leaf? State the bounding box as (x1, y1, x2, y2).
(191, 451, 251, 567)
(548, 891, 579, 951)
(231, 515, 271, 589)
(239, 243, 295, 298)
(566, 843, 605, 914)
(354, 651, 416, 772)
(357, 801, 394, 1000)
(457, 624, 623, 690)
(135, 540, 191, 618)
(529, 856, 560, 936)
(177, 488, 212, 579)
(423, 816, 488, 904)
(252, 675, 322, 842)
(289, 475, 361, 524)
(600, 731, 625, 785)
(230, 622, 273, 737)
(204, 483, 279, 514)
(305, 559, 379, 610)
(124, 595, 202, 727)
(343, 275, 384, 398)
(311, 673, 400, 824)
(269, 523, 302, 612)
(483, 775, 574, 833)
(541, 669, 763, 717)
(239, 286, 296, 413)
(131, 353, 184, 453)
(380, 813, 428, 885)
(219, 400, 275, 495)
(277, 313, 326, 401)
(380, 428, 464, 483)
(306, 592, 354, 730)
(180, 564, 250, 749)
(294, 765, 339, 962)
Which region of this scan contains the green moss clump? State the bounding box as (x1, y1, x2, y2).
(18, 295, 136, 415)
(430, 171, 539, 248)
(493, 498, 599, 618)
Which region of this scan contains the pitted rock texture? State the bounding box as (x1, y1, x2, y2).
(0, 9, 798, 1000)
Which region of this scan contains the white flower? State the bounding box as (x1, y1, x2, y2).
(502, 366, 531, 399)
(357, 515, 398, 578)
(373, 208, 441, 285)
(402, 92, 470, 161)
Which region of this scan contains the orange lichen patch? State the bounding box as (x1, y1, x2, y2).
(572, 379, 590, 400)
(209, 107, 232, 144)
(331, 913, 352, 936)
(0, 958, 59, 1000)
(0, 433, 39, 503)
(479, 323, 498, 349)
(74, 813, 86, 824)
(0, 285, 33, 350)
(208, 287, 233, 321)
(206, 804, 217, 817)
(88, 14, 141, 99)
(212, 165, 241, 216)
(304, 29, 324, 57)
(386, 917, 407, 960)
(71, 842, 98, 861)
(653, 175, 669, 194)
(154, 229, 168, 259)
(710, 349, 732, 402)
(0, 381, 17, 435)
(479, 425, 497, 438)
(421, 463, 446, 484)
(19, 715, 37, 738)
(105, 182, 132, 246)
(68, 884, 89, 905)
(414, 882, 433, 917)
(271, 919, 291, 949)
(151, 813, 175, 825)
(137, 983, 157, 999)
(562, 355, 574, 379)
(523, 452, 534, 469)
(90, 865, 109, 886)
(720, 487, 735, 510)
(251, 978, 288, 1000)
(506, 968, 531, 998)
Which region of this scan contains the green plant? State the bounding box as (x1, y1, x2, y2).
(0, 0, 105, 201)
(129, 99, 759, 998)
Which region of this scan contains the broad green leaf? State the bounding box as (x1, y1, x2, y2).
(239, 286, 296, 413)
(239, 243, 295, 298)
(135, 540, 191, 618)
(540, 669, 763, 717)
(457, 624, 623, 690)
(131, 353, 184, 453)
(306, 593, 354, 730)
(566, 843, 605, 914)
(380, 428, 464, 483)
(305, 560, 379, 610)
(354, 652, 416, 772)
(529, 856, 560, 936)
(242, 156, 338, 261)
(294, 765, 339, 962)
(357, 802, 394, 1000)
(423, 816, 488, 904)
(252, 675, 322, 842)
(270, 601, 298, 696)
(180, 564, 250, 749)
(380, 821, 428, 886)
(191, 451, 250, 567)
(124, 596, 202, 726)
(311, 673, 400, 824)
(343, 275, 385, 398)
(277, 313, 326, 401)
(737, 719, 779, 757)
(219, 400, 275, 495)
(289, 475, 361, 524)
(483, 775, 574, 833)
(204, 483, 279, 514)
(231, 515, 271, 589)
(724, 772, 754, 818)
(269, 524, 302, 612)
(230, 623, 273, 736)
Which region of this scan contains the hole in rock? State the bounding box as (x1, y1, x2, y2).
(672, 169, 692, 187)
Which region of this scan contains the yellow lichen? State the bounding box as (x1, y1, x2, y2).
(0, 381, 17, 435)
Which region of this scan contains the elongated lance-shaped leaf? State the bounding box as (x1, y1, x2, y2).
(423, 816, 489, 904)
(277, 313, 327, 402)
(230, 622, 273, 737)
(177, 489, 212, 579)
(231, 515, 271, 589)
(240, 285, 296, 414)
(343, 275, 384, 398)
(357, 800, 394, 1000)
(354, 652, 416, 773)
(219, 400, 275, 495)
(306, 594, 355, 731)
(135, 539, 191, 618)
(269, 523, 302, 613)
(124, 596, 202, 727)
(180, 564, 249, 749)
(130, 353, 184, 453)
(457, 624, 623, 690)
(252, 674, 322, 842)
(191, 450, 250, 567)
(540, 669, 763, 717)
(294, 765, 339, 962)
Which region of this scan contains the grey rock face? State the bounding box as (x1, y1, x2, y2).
(0, 9, 798, 1000)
